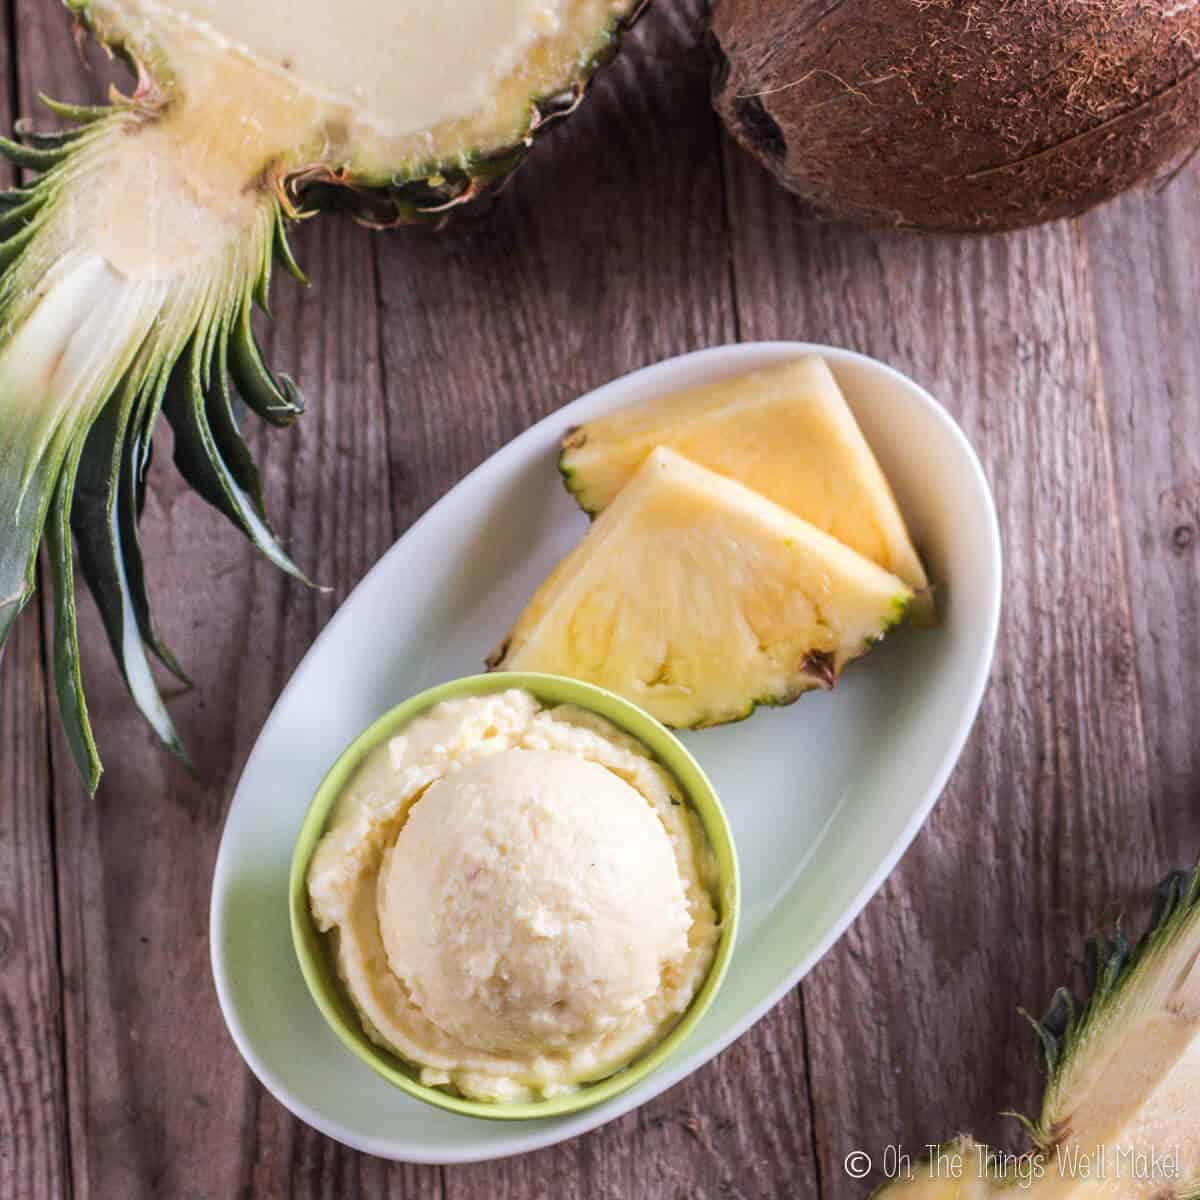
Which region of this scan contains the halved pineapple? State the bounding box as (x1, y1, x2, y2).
(0, 0, 644, 788)
(874, 869, 1200, 1200)
(490, 446, 912, 727)
(559, 356, 935, 624)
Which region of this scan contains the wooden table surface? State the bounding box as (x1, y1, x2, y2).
(3, 3, 1198, 1197)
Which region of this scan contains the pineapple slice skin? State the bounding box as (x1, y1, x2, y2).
(493, 447, 912, 728)
(560, 356, 935, 625)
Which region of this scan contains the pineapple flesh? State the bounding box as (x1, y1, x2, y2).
(560, 356, 935, 624)
(490, 446, 912, 728)
(0, 0, 642, 788)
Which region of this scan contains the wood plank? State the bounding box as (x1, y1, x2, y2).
(0, 615, 70, 1200)
(0, 609, 70, 1200)
(12, 5, 435, 1195)
(1082, 179, 1200, 859)
(720, 146, 1160, 1196)
(0, 3, 72, 1194)
(12, 3, 1190, 1199)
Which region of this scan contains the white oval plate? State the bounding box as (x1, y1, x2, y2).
(210, 342, 1001, 1163)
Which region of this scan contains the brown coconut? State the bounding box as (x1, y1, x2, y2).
(709, 0, 1200, 232)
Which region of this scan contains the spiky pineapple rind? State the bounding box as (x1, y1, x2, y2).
(346, 2, 649, 228)
(557, 440, 599, 518)
(558, 428, 603, 517)
(648, 588, 911, 730)
(864, 593, 914, 650)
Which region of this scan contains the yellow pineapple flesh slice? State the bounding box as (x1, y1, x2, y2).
(559, 356, 934, 624)
(491, 447, 912, 728)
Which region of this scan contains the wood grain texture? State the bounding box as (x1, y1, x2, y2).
(0, 611, 68, 1200)
(3, 1, 1199, 1197)
(1082, 181, 1200, 858)
(0, 5, 71, 1194)
(720, 146, 1170, 1196)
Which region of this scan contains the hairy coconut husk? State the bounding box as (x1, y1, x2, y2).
(709, 0, 1200, 232)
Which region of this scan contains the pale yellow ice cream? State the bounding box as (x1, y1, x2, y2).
(307, 689, 719, 1102)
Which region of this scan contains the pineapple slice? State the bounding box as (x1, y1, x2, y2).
(560, 356, 935, 624)
(490, 447, 912, 728)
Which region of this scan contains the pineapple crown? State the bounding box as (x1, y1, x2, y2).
(0, 98, 310, 790)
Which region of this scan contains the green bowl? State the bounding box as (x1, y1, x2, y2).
(289, 671, 740, 1122)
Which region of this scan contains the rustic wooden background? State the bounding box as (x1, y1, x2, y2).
(2, 2, 1197, 1197)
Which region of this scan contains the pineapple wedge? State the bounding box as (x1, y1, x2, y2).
(560, 356, 935, 624)
(490, 447, 912, 728)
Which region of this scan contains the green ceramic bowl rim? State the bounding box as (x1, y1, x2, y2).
(288, 671, 741, 1122)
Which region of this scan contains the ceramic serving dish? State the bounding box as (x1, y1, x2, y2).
(289, 670, 739, 1121)
(210, 341, 1002, 1163)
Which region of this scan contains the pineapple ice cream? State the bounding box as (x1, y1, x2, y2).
(306, 689, 719, 1103)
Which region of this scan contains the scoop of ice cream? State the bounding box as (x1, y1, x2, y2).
(376, 748, 692, 1058)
